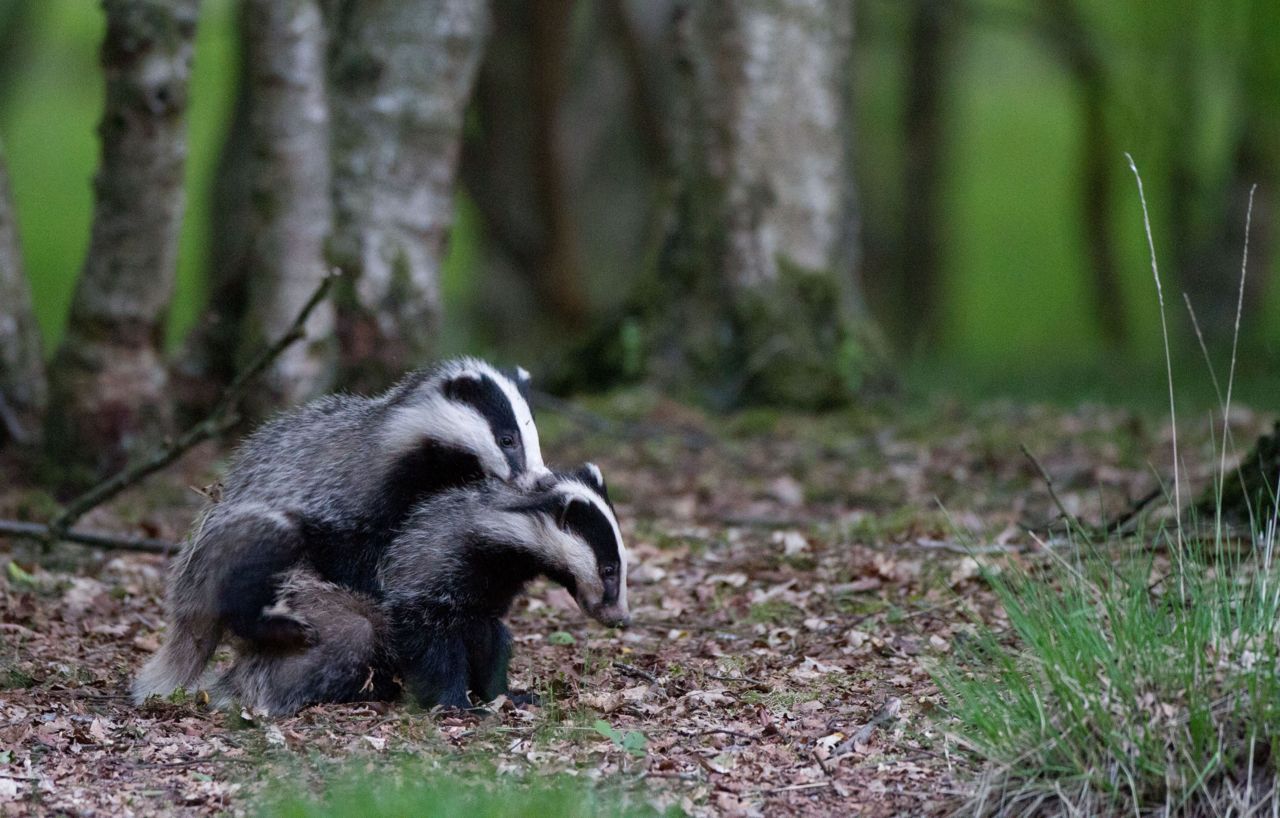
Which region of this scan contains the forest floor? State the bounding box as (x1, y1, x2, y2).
(1, 387, 1273, 817)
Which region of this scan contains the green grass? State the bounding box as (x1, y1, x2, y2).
(936, 504, 1280, 815)
(258, 763, 667, 818)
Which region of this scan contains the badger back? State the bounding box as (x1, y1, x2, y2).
(380, 357, 545, 485)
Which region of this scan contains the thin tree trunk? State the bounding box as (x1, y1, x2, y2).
(528, 0, 587, 328)
(0, 143, 46, 447)
(172, 1, 252, 420)
(239, 0, 335, 408)
(898, 0, 953, 351)
(1036, 0, 1126, 349)
(45, 0, 199, 479)
(664, 0, 883, 408)
(327, 0, 489, 390)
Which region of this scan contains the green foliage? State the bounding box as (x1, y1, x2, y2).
(259, 763, 663, 818)
(935, 519, 1280, 815)
(593, 719, 648, 758)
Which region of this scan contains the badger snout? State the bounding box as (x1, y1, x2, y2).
(588, 603, 631, 629)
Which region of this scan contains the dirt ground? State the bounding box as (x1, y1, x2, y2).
(2, 390, 1270, 817)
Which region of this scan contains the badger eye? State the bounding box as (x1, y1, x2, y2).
(601, 564, 618, 577)
(499, 434, 516, 449)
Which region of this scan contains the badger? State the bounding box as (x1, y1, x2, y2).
(210, 464, 629, 715)
(133, 358, 549, 704)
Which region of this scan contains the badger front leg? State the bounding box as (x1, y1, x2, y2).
(396, 624, 472, 710)
(464, 618, 512, 702)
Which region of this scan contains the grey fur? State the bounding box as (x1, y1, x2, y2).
(211, 467, 629, 716)
(133, 357, 547, 704)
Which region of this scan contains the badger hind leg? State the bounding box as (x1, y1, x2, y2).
(131, 613, 223, 704)
(213, 570, 388, 717)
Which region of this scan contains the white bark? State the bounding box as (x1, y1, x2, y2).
(46, 0, 198, 473)
(680, 0, 858, 288)
(0, 145, 45, 445)
(242, 0, 335, 407)
(328, 0, 490, 387)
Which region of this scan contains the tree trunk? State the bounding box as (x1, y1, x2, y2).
(45, 0, 198, 479)
(172, 1, 252, 420)
(1036, 0, 1126, 349)
(663, 0, 882, 408)
(0, 143, 46, 447)
(239, 0, 335, 408)
(327, 0, 489, 390)
(898, 0, 953, 352)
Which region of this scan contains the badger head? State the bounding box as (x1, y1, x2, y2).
(383, 357, 548, 485)
(510, 463, 630, 628)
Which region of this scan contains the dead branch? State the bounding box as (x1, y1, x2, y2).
(6, 270, 338, 553)
(1019, 443, 1088, 536)
(45, 271, 337, 543)
(0, 520, 175, 554)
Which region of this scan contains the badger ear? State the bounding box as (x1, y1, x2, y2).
(556, 496, 585, 532)
(573, 463, 608, 501)
(509, 366, 533, 402)
(442, 371, 484, 402)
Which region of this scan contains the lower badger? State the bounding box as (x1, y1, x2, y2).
(213, 464, 628, 715)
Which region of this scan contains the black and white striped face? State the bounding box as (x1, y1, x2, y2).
(512, 464, 630, 628)
(384, 358, 548, 484)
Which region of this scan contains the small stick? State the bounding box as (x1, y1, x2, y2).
(1019, 443, 1087, 536)
(613, 661, 659, 684)
(42, 271, 338, 545)
(0, 519, 175, 554)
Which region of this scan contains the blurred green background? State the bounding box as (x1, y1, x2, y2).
(1, 0, 1277, 402)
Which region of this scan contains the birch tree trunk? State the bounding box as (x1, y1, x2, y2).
(0, 144, 46, 447)
(327, 0, 489, 390)
(46, 0, 198, 478)
(663, 0, 882, 407)
(239, 0, 335, 408)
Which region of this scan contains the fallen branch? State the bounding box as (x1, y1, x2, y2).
(0, 520, 175, 554)
(49, 272, 337, 541)
(613, 661, 660, 685)
(1019, 443, 1088, 537)
(0, 270, 338, 554)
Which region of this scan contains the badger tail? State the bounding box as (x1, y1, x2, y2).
(131, 615, 221, 704)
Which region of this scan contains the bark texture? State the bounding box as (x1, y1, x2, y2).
(240, 0, 335, 408)
(327, 0, 489, 390)
(0, 144, 46, 446)
(899, 0, 952, 351)
(665, 0, 880, 407)
(46, 0, 198, 478)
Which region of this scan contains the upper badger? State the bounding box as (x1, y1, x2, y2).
(212, 464, 629, 715)
(133, 358, 549, 703)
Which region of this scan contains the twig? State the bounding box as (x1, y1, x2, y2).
(0, 519, 175, 554)
(1019, 443, 1086, 536)
(613, 661, 659, 685)
(40, 271, 338, 547)
(834, 696, 901, 755)
(766, 781, 832, 795)
(1099, 485, 1162, 535)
